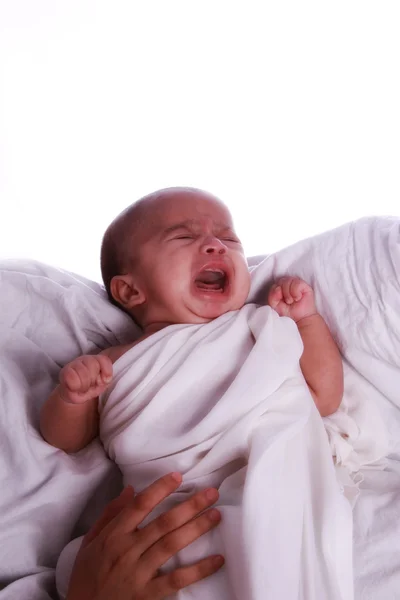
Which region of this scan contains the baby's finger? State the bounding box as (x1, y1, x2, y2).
(79, 356, 105, 390)
(72, 362, 96, 393)
(60, 365, 82, 392)
(138, 508, 222, 581)
(134, 487, 219, 555)
(97, 354, 113, 382)
(92, 382, 112, 397)
(291, 277, 312, 300)
(290, 278, 307, 301)
(81, 356, 103, 377)
(267, 284, 283, 308)
(82, 486, 135, 548)
(149, 555, 225, 599)
(280, 278, 294, 304)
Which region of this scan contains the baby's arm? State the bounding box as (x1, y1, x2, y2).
(296, 313, 343, 416)
(40, 353, 113, 453)
(268, 277, 343, 417)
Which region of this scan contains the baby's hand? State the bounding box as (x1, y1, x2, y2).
(267, 276, 317, 323)
(59, 354, 113, 404)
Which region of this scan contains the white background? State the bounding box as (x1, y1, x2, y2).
(0, 1, 399, 282)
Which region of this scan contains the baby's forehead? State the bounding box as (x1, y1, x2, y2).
(150, 195, 234, 231)
(120, 192, 235, 249)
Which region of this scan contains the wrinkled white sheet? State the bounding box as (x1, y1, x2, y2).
(95, 304, 352, 600)
(1, 216, 400, 599)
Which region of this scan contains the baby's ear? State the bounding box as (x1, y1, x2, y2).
(110, 274, 145, 309)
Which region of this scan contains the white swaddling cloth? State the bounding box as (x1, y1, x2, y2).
(95, 304, 353, 600)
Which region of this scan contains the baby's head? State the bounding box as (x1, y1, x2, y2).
(101, 187, 251, 332)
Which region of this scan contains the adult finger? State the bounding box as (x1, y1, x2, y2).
(149, 555, 225, 599)
(99, 473, 183, 540)
(137, 508, 222, 580)
(133, 487, 219, 555)
(82, 486, 135, 548)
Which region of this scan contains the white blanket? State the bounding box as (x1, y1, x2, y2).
(1, 216, 400, 599)
(96, 304, 353, 599)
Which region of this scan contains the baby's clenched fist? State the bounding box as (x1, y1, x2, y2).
(267, 276, 317, 323)
(59, 354, 113, 404)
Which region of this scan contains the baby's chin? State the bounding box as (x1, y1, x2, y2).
(187, 297, 244, 322)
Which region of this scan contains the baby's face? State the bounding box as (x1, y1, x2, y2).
(128, 191, 251, 328)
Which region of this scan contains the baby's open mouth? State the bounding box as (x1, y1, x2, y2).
(194, 268, 227, 292)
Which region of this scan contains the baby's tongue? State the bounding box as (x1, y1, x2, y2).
(195, 271, 224, 290)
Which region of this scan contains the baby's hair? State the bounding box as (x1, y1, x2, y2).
(100, 203, 141, 306)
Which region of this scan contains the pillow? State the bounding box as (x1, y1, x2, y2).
(249, 216, 400, 422)
(0, 260, 138, 598)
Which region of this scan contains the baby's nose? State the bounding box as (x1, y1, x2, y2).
(201, 237, 227, 255)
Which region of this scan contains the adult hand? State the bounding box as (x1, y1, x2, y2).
(66, 472, 224, 600)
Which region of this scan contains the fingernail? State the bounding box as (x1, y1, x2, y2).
(170, 472, 182, 483)
(204, 488, 218, 501)
(208, 509, 221, 522)
(213, 555, 225, 567)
